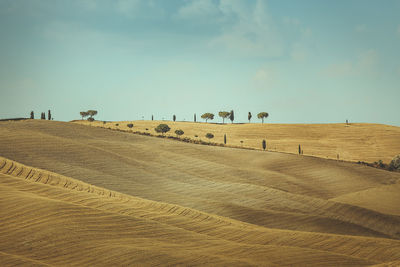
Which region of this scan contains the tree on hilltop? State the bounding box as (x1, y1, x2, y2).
(257, 112, 269, 123)
(80, 111, 88, 120)
(87, 110, 98, 119)
(229, 110, 234, 123)
(80, 110, 97, 121)
(201, 113, 214, 123)
(30, 111, 34, 119)
(248, 112, 252, 123)
(218, 111, 230, 124)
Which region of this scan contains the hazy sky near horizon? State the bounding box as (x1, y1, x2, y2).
(1, 0, 399, 125)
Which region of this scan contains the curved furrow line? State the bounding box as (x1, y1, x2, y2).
(1, 156, 400, 265)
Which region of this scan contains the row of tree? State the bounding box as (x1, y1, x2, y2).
(80, 110, 98, 121)
(154, 123, 216, 141)
(30, 110, 52, 120)
(150, 111, 269, 124)
(154, 123, 271, 151)
(201, 111, 269, 123)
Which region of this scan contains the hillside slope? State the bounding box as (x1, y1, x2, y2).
(1, 120, 400, 265)
(1, 157, 400, 266)
(76, 120, 400, 163)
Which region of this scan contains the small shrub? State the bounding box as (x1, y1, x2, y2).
(194, 134, 198, 137)
(103, 121, 106, 124)
(87, 117, 94, 122)
(127, 123, 134, 128)
(205, 133, 214, 140)
(115, 123, 119, 126)
(145, 128, 149, 131)
(377, 160, 385, 168)
(175, 129, 184, 137)
(389, 155, 400, 170)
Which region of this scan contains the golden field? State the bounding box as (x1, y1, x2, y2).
(1, 120, 400, 266)
(76, 120, 400, 164)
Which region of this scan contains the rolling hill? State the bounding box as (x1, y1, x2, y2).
(1, 120, 400, 266)
(75, 120, 400, 164)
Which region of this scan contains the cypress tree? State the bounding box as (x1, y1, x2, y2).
(298, 144, 301, 155)
(152, 115, 154, 121)
(248, 112, 252, 123)
(173, 114, 176, 122)
(229, 110, 234, 123)
(48, 110, 51, 120)
(194, 113, 196, 122)
(224, 134, 226, 145)
(262, 140, 266, 151)
(30, 111, 34, 119)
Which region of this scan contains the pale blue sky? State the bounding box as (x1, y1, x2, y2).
(1, 0, 399, 125)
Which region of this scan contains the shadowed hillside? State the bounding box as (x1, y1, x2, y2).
(1, 120, 400, 265)
(76, 120, 400, 163)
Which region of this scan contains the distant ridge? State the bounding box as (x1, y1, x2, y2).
(0, 118, 28, 121)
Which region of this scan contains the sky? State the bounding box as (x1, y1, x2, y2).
(1, 0, 399, 125)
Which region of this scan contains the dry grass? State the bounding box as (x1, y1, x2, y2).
(1, 120, 400, 266)
(76, 120, 400, 163)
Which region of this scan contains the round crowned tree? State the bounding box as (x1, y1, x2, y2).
(175, 129, 184, 137)
(87, 110, 98, 119)
(155, 124, 171, 135)
(201, 113, 214, 122)
(218, 111, 230, 124)
(257, 112, 269, 123)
